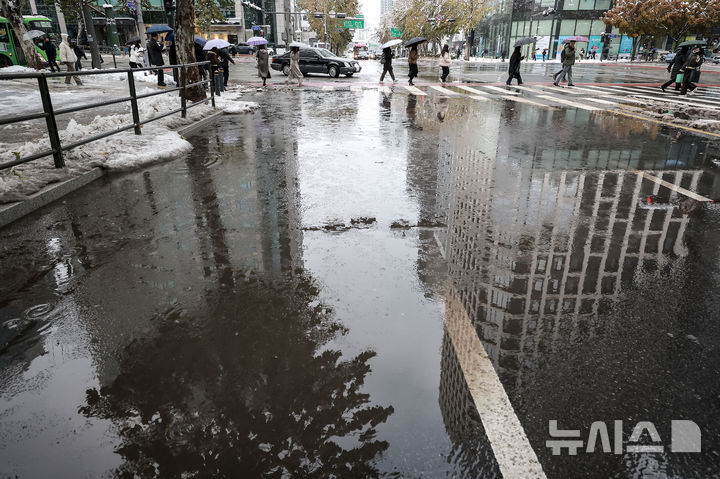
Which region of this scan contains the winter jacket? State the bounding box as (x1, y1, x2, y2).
(42, 41, 57, 59)
(59, 39, 76, 63)
(147, 38, 165, 66)
(207, 50, 219, 67)
(169, 42, 177, 65)
(383, 48, 393, 66)
(668, 51, 688, 75)
(218, 47, 234, 67)
(408, 49, 418, 64)
(562, 45, 575, 66)
(73, 44, 86, 60)
(508, 51, 523, 74)
(682, 51, 704, 71)
(439, 51, 451, 67)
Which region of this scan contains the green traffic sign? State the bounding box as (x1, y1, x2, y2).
(342, 19, 364, 29)
(390, 27, 402, 37)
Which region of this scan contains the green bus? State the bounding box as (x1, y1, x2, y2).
(0, 15, 60, 67)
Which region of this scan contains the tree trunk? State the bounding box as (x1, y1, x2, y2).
(175, 0, 206, 102)
(76, 15, 84, 44)
(0, 0, 44, 69)
(464, 31, 471, 61)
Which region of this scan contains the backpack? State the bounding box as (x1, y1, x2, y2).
(561, 48, 566, 62)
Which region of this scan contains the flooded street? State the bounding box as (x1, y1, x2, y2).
(3, 80, 720, 477)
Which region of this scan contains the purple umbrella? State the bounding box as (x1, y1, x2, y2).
(246, 37, 268, 46)
(564, 36, 589, 43)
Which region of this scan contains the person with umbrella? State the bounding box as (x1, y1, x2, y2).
(380, 46, 396, 82)
(506, 46, 524, 85)
(256, 43, 271, 87)
(41, 35, 59, 72)
(285, 45, 303, 87)
(439, 44, 451, 83)
(661, 45, 688, 92)
(680, 46, 704, 95)
(194, 37, 207, 81)
(206, 47, 223, 95)
(408, 45, 419, 85)
(553, 39, 576, 87)
(147, 32, 166, 87)
(218, 47, 235, 88)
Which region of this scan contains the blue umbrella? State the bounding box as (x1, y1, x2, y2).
(146, 24, 173, 34)
(194, 35, 207, 46)
(165, 31, 174, 42)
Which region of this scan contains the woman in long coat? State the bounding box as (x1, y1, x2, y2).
(256, 44, 271, 86)
(506, 46, 524, 85)
(408, 45, 419, 86)
(285, 46, 303, 87)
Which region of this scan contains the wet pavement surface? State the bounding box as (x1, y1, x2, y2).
(3, 72, 720, 478)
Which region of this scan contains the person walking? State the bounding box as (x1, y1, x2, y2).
(129, 40, 144, 68)
(147, 33, 166, 87)
(439, 44, 451, 83)
(285, 46, 303, 86)
(379, 46, 395, 82)
(194, 41, 207, 81)
(680, 46, 704, 95)
(72, 40, 86, 70)
(218, 47, 235, 88)
(660, 45, 688, 92)
(506, 46, 524, 85)
(256, 44, 271, 87)
(408, 45, 419, 85)
(42, 36, 59, 72)
(207, 47, 223, 95)
(168, 37, 178, 84)
(553, 40, 576, 86)
(58, 34, 82, 85)
(579, 48, 585, 61)
(542, 49, 547, 62)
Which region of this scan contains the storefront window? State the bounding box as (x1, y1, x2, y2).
(564, 0, 579, 10)
(594, 0, 611, 9)
(535, 20, 552, 35)
(559, 19, 576, 36)
(574, 19, 592, 36)
(578, 0, 595, 9)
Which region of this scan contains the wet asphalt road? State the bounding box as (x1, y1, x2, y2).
(3, 64, 720, 478)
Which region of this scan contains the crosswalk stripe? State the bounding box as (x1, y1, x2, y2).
(477, 85, 519, 95)
(528, 84, 585, 95)
(322, 85, 334, 91)
(630, 168, 712, 202)
(558, 85, 608, 96)
(583, 97, 624, 105)
(455, 85, 491, 96)
(536, 94, 601, 111)
(379, 86, 392, 94)
(502, 95, 554, 108)
(470, 95, 491, 101)
(430, 85, 459, 95)
(629, 93, 720, 109)
(404, 85, 426, 96)
(350, 85, 363, 92)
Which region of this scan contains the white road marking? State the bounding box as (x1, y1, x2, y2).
(478, 85, 520, 95)
(469, 95, 491, 101)
(350, 85, 363, 92)
(404, 85, 426, 96)
(629, 94, 720, 110)
(583, 97, 624, 105)
(456, 85, 492, 96)
(379, 86, 392, 94)
(528, 85, 586, 95)
(536, 94, 601, 111)
(502, 95, 554, 108)
(430, 85, 459, 95)
(445, 286, 547, 479)
(322, 85, 334, 91)
(629, 169, 713, 202)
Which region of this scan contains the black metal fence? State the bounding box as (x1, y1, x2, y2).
(0, 61, 214, 171)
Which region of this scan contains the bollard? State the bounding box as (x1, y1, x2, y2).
(127, 70, 142, 135)
(37, 75, 64, 168)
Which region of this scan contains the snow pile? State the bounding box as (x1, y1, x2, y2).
(0, 65, 38, 75)
(0, 83, 258, 203)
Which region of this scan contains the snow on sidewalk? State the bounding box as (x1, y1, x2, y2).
(0, 74, 259, 204)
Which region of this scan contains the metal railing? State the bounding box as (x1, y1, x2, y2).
(0, 61, 215, 171)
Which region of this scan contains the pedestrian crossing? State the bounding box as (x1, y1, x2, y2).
(310, 82, 720, 126)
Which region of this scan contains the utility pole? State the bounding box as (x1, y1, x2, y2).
(55, 4, 68, 35)
(135, 0, 147, 49)
(82, 0, 102, 69)
(28, 0, 37, 14)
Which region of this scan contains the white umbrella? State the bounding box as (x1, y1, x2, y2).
(289, 41, 308, 48)
(246, 37, 268, 46)
(203, 39, 231, 50)
(23, 30, 45, 40)
(381, 39, 402, 49)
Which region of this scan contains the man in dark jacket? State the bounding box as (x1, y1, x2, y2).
(71, 40, 86, 70)
(194, 42, 207, 80)
(147, 33, 166, 87)
(218, 47, 235, 87)
(660, 46, 688, 91)
(680, 46, 704, 95)
(553, 40, 576, 86)
(42, 36, 59, 72)
(506, 46, 524, 85)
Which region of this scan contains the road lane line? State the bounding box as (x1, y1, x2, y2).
(470, 95, 491, 101)
(477, 85, 520, 95)
(430, 85, 459, 95)
(582, 97, 624, 105)
(611, 110, 720, 139)
(445, 285, 547, 479)
(536, 94, 601, 111)
(404, 85, 426, 95)
(527, 85, 586, 95)
(629, 168, 713, 202)
(502, 95, 554, 108)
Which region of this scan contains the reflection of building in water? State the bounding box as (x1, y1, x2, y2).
(440, 145, 701, 391)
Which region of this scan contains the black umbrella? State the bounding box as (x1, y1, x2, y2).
(125, 36, 141, 45)
(404, 37, 427, 48)
(513, 36, 537, 47)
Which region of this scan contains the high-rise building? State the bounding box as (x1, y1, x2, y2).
(381, 0, 394, 18)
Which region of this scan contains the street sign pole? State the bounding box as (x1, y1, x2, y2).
(82, 0, 102, 69)
(134, 0, 147, 49)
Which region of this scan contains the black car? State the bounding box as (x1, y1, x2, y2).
(270, 48, 361, 78)
(233, 43, 254, 55)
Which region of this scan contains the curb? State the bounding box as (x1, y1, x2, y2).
(0, 110, 226, 230)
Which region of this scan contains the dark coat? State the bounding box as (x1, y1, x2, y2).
(147, 38, 165, 66)
(669, 51, 688, 75)
(508, 51, 523, 74)
(72, 44, 86, 59)
(383, 48, 392, 66)
(682, 51, 704, 72)
(218, 47, 234, 67)
(169, 42, 177, 65)
(42, 41, 56, 58)
(193, 43, 206, 63)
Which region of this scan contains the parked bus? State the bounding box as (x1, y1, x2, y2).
(0, 15, 59, 67)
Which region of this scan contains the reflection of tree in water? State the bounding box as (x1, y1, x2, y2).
(80, 273, 393, 477)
